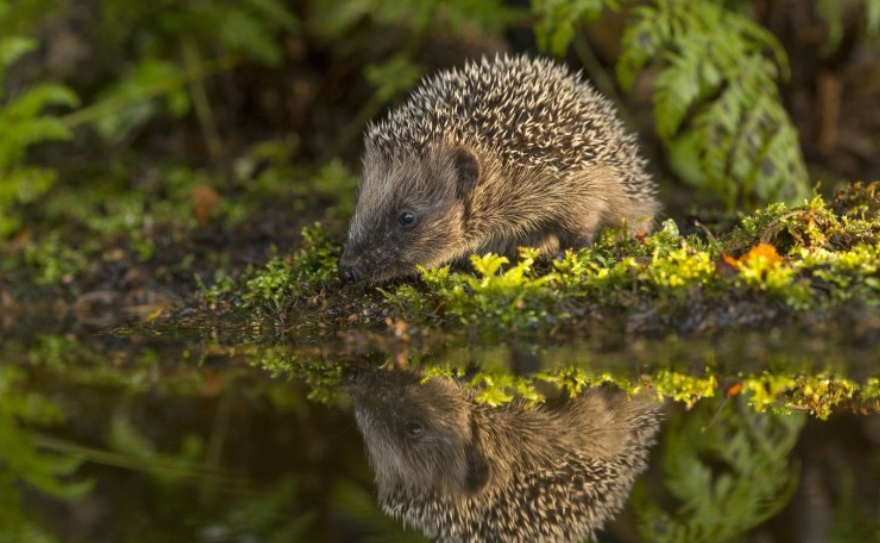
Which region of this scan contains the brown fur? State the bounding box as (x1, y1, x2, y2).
(347, 370, 662, 542)
(339, 55, 660, 283)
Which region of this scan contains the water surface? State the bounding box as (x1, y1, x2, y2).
(2, 320, 879, 543)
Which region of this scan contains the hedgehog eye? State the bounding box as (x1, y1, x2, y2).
(406, 421, 423, 437)
(398, 211, 416, 227)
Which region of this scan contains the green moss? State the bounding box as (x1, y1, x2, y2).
(239, 222, 339, 315)
(370, 191, 880, 332)
(21, 231, 90, 285)
(417, 250, 559, 330)
(168, 186, 880, 419)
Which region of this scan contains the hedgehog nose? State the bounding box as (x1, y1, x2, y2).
(339, 264, 357, 283)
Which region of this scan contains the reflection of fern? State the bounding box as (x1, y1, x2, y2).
(634, 396, 805, 543)
(333, 481, 430, 543)
(0, 367, 92, 538)
(0, 37, 78, 239)
(830, 459, 880, 542)
(533, 0, 813, 210)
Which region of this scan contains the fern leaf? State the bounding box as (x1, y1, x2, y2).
(244, 0, 298, 31)
(2, 83, 79, 119)
(0, 36, 36, 68)
(616, 4, 667, 91)
(870, 0, 880, 34)
(533, 0, 608, 56)
(218, 7, 284, 65)
(619, 0, 809, 209)
(652, 45, 703, 141)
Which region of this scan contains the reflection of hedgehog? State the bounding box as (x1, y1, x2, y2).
(338, 55, 659, 284)
(346, 370, 662, 543)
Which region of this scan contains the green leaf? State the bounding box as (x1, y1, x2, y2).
(364, 57, 424, 102)
(0, 36, 36, 68)
(617, 5, 667, 91)
(636, 397, 804, 543)
(532, 0, 612, 55)
(618, 0, 809, 210)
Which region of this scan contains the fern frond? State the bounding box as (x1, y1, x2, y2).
(870, 0, 880, 34)
(2, 83, 79, 119)
(0, 36, 36, 69)
(616, 4, 669, 91)
(0, 34, 78, 239)
(533, 0, 613, 56)
(635, 397, 804, 543)
(620, 0, 809, 209)
(652, 44, 703, 141)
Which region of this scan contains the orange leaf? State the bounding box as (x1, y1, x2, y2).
(190, 185, 221, 226)
(725, 382, 743, 397)
(739, 243, 782, 264)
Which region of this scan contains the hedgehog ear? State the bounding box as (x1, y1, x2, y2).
(463, 443, 490, 494)
(451, 147, 480, 201)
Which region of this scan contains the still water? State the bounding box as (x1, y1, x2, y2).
(2, 320, 879, 543)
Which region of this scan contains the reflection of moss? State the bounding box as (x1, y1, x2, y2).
(238, 341, 878, 419)
(445, 367, 877, 420)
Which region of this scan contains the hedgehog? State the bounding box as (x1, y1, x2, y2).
(346, 369, 662, 543)
(338, 54, 659, 283)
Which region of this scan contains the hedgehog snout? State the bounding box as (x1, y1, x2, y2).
(338, 248, 362, 283)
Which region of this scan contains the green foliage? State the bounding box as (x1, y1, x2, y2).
(95, 0, 296, 60)
(418, 249, 559, 330)
(241, 223, 339, 313)
(830, 460, 880, 542)
(635, 397, 805, 543)
(0, 37, 79, 239)
(333, 482, 429, 543)
(87, 58, 191, 144)
(618, 0, 809, 210)
(310, 159, 361, 219)
(21, 231, 90, 285)
(533, 0, 811, 210)
(818, 0, 880, 53)
(311, 0, 522, 39)
(415, 361, 878, 418)
(106, 413, 205, 484)
(377, 191, 880, 335)
(364, 57, 425, 104)
(0, 367, 93, 536)
(0, 0, 57, 35)
(209, 477, 317, 543)
(533, 0, 618, 55)
(650, 370, 716, 409)
(63, 0, 296, 143)
(379, 283, 429, 323)
(18, 179, 200, 278)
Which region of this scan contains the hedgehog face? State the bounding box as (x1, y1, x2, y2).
(347, 371, 489, 498)
(338, 144, 480, 283)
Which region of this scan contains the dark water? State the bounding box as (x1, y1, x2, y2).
(2, 323, 879, 543)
